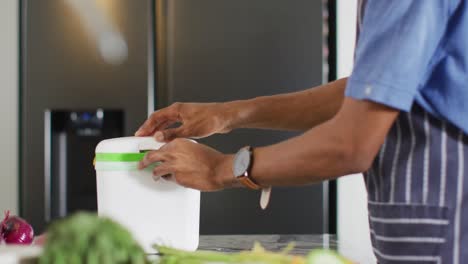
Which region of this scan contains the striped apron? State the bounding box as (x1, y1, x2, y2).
(365, 104, 468, 264)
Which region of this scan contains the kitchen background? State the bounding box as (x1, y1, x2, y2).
(0, 0, 373, 262)
(20, 0, 327, 236)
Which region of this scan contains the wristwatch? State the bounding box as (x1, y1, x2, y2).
(233, 146, 272, 209)
(233, 146, 260, 190)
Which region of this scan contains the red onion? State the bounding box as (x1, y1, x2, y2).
(1, 211, 34, 245)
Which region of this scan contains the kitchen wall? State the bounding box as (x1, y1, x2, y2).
(336, 0, 375, 263)
(0, 0, 19, 215)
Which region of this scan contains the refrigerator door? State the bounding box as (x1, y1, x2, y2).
(20, 0, 151, 232)
(155, 0, 328, 234)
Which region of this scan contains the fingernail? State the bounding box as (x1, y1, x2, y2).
(152, 175, 160, 182)
(137, 161, 144, 170)
(155, 131, 164, 142)
(135, 129, 142, 136)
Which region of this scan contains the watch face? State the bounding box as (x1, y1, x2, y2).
(233, 148, 251, 177)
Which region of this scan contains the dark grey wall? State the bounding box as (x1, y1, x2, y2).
(158, 0, 326, 234)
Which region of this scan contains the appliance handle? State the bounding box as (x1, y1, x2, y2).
(44, 110, 52, 222)
(57, 132, 68, 217)
(322, 180, 329, 234)
(147, 0, 156, 114)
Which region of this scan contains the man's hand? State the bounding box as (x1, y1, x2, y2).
(135, 102, 235, 142)
(135, 78, 348, 141)
(138, 139, 235, 191)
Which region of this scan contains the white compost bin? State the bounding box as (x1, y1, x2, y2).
(94, 137, 200, 253)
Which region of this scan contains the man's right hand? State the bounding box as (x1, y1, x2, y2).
(135, 102, 235, 142)
(135, 77, 348, 140)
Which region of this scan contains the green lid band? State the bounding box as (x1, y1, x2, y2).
(95, 153, 147, 162)
(94, 161, 161, 172)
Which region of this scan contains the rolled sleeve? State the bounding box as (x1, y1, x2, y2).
(346, 1, 450, 111)
(345, 78, 417, 111)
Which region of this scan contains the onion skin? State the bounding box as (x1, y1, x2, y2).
(1, 211, 34, 245)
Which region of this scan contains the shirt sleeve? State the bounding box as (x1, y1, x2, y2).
(346, 1, 450, 111)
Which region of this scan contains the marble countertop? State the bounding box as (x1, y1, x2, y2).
(0, 235, 369, 264)
(198, 234, 338, 256)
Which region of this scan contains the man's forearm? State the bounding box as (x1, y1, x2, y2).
(250, 118, 359, 186)
(219, 98, 399, 188)
(224, 78, 347, 131)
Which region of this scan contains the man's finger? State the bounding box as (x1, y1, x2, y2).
(152, 164, 173, 179)
(135, 109, 179, 136)
(135, 112, 163, 136)
(151, 120, 176, 140)
(138, 150, 170, 169)
(157, 127, 188, 142)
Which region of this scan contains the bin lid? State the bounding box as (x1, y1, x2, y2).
(95, 137, 165, 154)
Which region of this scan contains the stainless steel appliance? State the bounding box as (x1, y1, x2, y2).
(20, 0, 151, 232)
(45, 110, 123, 221)
(20, 0, 335, 234)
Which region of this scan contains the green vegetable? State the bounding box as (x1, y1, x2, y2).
(155, 243, 353, 264)
(39, 212, 148, 264)
(155, 242, 305, 264)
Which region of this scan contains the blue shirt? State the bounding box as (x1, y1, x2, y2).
(346, 1, 468, 134)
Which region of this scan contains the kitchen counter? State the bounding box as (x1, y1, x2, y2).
(0, 235, 349, 264)
(198, 234, 338, 255)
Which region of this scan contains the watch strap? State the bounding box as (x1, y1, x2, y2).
(260, 187, 272, 210)
(238, 175, 261, 190)
(236, 146, 261, 190)
(234, 146, 272, 209)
